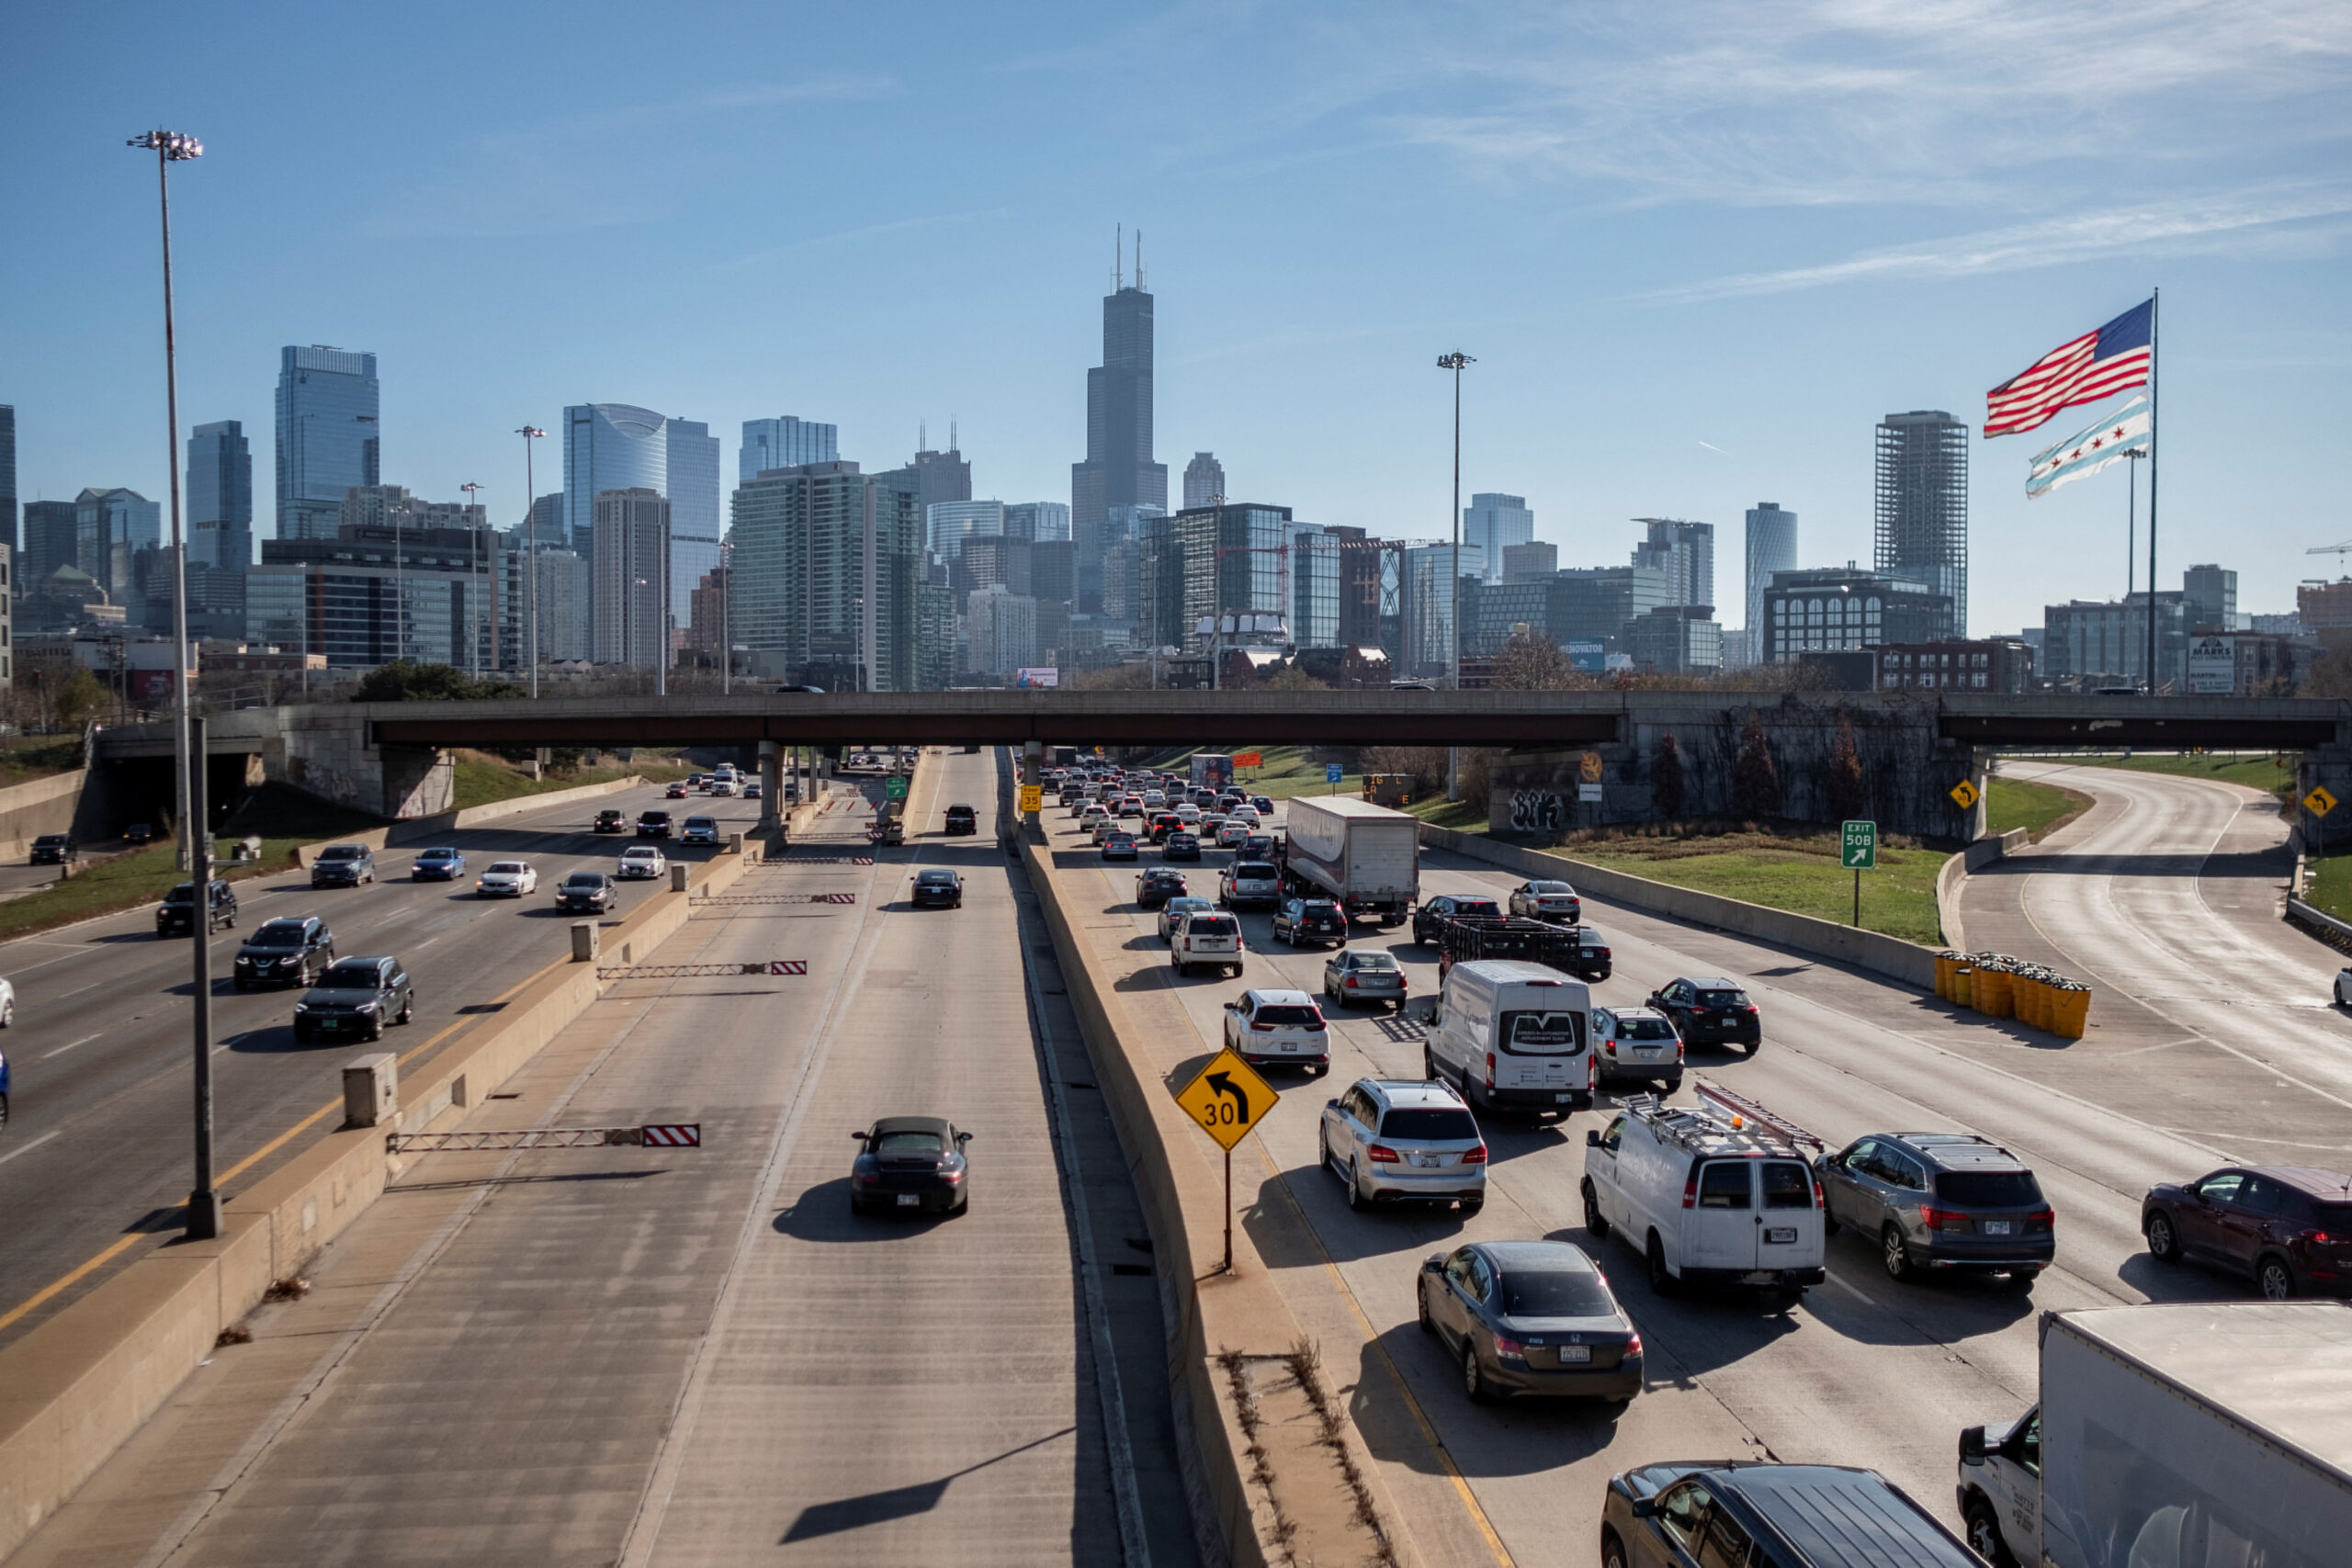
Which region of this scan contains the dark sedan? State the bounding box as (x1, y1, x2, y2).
(555, 872, 617, 914)
(411, 847, 466, 881)
(638, 810, 673, 838)
(1649, 975, 1762, 1054)
(1419, 1240, 1643, 1403)
(28, 834, 75, 865)
(292, 956, 413, 1043)
(1163, 831, 1202, 863)
(1136, 868, 1188, 908)
(157, 879, 237, 936)
(910, 870, 964, 908)
(2143, 1164, 2352, 1300)
(1271, 897, 1347, 948)
(1412, 895, 1501, 945)
(594, 809, 628, 834)
(232, 917, 335, 989)
(849, 1116, 973, 1216)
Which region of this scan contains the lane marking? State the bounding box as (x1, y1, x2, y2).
(0, 1231, 147, 1334)
(0, 1130, 62, 1168)
(1824, 1269, 1877, 1307)
(42, 1032, 104, 1059)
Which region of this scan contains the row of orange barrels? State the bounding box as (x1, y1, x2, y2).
(1935, 952, 2092, 1039)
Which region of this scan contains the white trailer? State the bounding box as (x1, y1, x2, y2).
(1283, 795, 1419, 924)
(1957, 1302, 2352, 1568)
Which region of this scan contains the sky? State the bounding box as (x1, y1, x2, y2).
(4, 0, 2347, 636)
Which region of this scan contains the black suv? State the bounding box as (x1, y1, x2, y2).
(1271, 897, 1347, 948)
(944, 804, 978, 836)
(234, 917, 337, 988)
(1819, 1132, 2053, 1289)
(158, 879, 237, 936)
(594, 808, 628, 834)
(555, 871, 617, 914)
(292, 956, 414, 1043)
(1602, 1461, 1979, 1568)
(637, 810, 673, 839)
(1649, 976, 1761, 1054)
(310, 844, 377, 888)
(28, 834, 75, 865)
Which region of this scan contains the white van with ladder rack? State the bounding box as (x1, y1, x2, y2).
(1581, 1081, 1827, 1299)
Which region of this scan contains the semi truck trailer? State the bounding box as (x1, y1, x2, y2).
(1283, 795, 1419, 925)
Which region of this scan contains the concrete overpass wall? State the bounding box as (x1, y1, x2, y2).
(97, 707, 452, 822)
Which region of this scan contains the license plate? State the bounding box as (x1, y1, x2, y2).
(318, 1020, 342, 1031)
(1410, 1153, 1441, 1168)
(895, 1193, 920, 1208)
(1555, 1345, 1591, 1364)
(1984, 1220, 2012, 1235)
(1556, 1093, 1575, 1103)
(1765, 1227, 1798, 1245)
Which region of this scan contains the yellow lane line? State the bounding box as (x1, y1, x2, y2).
(0, 952, 572, 1337)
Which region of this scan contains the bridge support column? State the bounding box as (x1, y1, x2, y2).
(2299, 746, 2352, 856)
(758, 741, 783, 839)
(1022, 740, 1041, 840)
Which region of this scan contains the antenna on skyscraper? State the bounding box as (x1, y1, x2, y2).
(950, 419, 958, 452)
(1136, 229, 1145, 289)
(1116, 223, 1123, 290)
(920, 421, 927, 454)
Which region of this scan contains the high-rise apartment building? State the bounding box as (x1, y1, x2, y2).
(1743, 502, 1798, 648)
(276, 346, 379, 540)
(187, 420, 254, 573)
(740, 417, 838, 481)
(965, 583, 1038, 677)
(685, 566, 730, 664)
(529, 549, 592, 663)
(1632, 518, 1714, 610)
(1003, 502, 1070, 543)
(1140, 502, 1295, 655)
(1070, 275, 1168, 613)
(74, 488, 160, 600)
(960, 536, 1032, 597)
(729, 461, 928, 690)
(1464, 494, 1534, 583)
(591, 489, 670, 669)
(0, 405, 16, 558)
(1875, 410, 1970, 637)
(21, 502, 75, 599)
(2184, 563, 2238, 630)
(1289, 524, 1341, 650)
(1183, 452, 1225, 509)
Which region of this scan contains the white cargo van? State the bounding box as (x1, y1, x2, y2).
(1581, 1082, 1827, 1299)
(1425, 960, 1593, 1118)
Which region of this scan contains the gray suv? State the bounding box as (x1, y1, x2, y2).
(1816, 1132, 2053, 1290)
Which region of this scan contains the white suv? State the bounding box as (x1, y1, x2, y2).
(1171, 911, 1244, 978)
(1222, 988, 1329, 1074)
(1318, 1079, 1486, 1212)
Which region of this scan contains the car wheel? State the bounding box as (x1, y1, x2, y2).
(1882, 1224, 1915, 1281)
(297, 964, 313, 987)
(1346, 1161, 1367, 1212)
(2145, 1210, 2182, 1263)
(1645, 1233, 1679, 1297)
(1743, 1040, 1761, 1056)
(1583, 1179, 1610, 1239)
(367, 1017, 385, 1042)
(1462, 1343, 1490, 1403)
(1601, 1533, 1631, 1568)
(1423, 1046, 1438, 1080)
(1964, 1496, 2017, 1568)
(397, 995, 413, 1025)
(0, 1001, 12, 1028)
(2257, 1255, 2296, 1301)
(1418, 1279, 1436, 1336)
(848, 1195, 865, 1217)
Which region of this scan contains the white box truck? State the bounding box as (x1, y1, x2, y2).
(1956, 1302, 2352, 1568)
(1283, 795, 1419, 925)
(1190, 752, 1235, 791)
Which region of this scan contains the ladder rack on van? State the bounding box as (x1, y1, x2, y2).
(1613, 1081, 1823, 1156)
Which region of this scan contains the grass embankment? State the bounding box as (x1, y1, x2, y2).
(2304, 856, 2352, 923)
(1550, 829, 1948, 945)
(2064, 750, 2297, 807)
(449, 749, 693, 811)
(0, 737, 86, 789)
(1985, 775, 2092, 842)
(0, 783, 381, 945)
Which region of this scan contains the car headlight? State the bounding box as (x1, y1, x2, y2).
(278, 955, 300, 965)
(356, 1002, 378, 1015)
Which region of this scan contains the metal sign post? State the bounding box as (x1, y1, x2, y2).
(1173, 1048, 1278, 1275)
(1840, 819, 1877, 929)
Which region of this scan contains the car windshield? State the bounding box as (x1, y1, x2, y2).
(686, 818, 715, 829)
(1698, 990, 1751, 1007)
(318, 962, 380, 988)
(320, 846, 365, 862)
(488, 863, 526, 874)
(1254, 1005, 1321, 1027)
(1499, 1009, 1584, 1054)
(1498, 1269, 1614, 1319)
(564, 873, 604, 887)
(872, 1130, 944, 1156)
(248, 923, 310, 948)
(1621, 1017, 1677, 1041)
(917, 873, 956, 885)
(1379, 1109, 1476, 1141)
(164, 883, 197, 903)
(419, 849, 456, 861)
(1169, 898, 1210, 913)
(1453, 899, 1500, 917)
(1348, 953, 1398, 970)
(35, 835, 64, 845)
(1935, 1170, 2044, 1206)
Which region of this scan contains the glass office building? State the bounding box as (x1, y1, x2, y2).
(1289, 524, 1340, 649)
(251, 528, 489, 667)
(563, 403, 717, 637)
(74, 488, 161, 601)
(666, 418, 720, 630)
(740, 417, 838, 481)
(1003, 502, 1070, 543)
(1462, 493, 1533, 583)
(276, 346, 379, 540)
(187, 421, 254, 573)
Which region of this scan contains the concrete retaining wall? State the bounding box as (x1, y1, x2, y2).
(0, 770, 85, 863)
(291, 774, 646, 865)
(1933, 828, 2028, 954)
(1421, 824, 1946, 989)
(0, 836, 758, 1560)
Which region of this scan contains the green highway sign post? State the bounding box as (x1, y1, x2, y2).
(884, 775, 908, 801)
(1841, 819, 1877, 927)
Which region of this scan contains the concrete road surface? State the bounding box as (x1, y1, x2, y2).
(1041, 778, 2340, 1568)
(7, 750, 1196, 1568)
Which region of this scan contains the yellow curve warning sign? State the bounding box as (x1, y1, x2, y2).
(1172, 1048, 1279, 1152)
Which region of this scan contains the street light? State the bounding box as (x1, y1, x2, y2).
(459, 481, 483, 681)
(517, 427, 546, 695)
(127, 126, 220, 1240)
(719, 539, 732, 695)
(1436, 350, 1475, 801)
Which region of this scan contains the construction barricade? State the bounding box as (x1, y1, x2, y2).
(1937, 951, 2086, 1038)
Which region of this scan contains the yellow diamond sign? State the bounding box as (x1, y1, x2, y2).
(1172, 1048, 1279, 1152)
(2306, 786, 2338, 818)
(1949, 778, 1981, 810)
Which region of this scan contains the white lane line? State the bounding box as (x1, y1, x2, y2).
(0, 1130, 60, 1168)
(1824, 1269, 1877, 1307)
(41, 1033, 104, 1060)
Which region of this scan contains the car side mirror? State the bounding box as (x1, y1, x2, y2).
(849, 1131, 867, 1142)
(1629, 1496, 1660, 1519)
(1326, 1099, 1340, 1110)
(1960, 1425, 1987, 1463)
(1422, 1253, 1446, 1272)
(1586, 1128, 1601, 1147)
(957, 1131, 973, 1143)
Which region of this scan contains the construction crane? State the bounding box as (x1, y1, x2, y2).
(2309, 540, 2352, 562)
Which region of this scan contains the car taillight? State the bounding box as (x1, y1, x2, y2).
(1920, 1206, 1971, 1233)
(1367, 1145, 1400, 1163)
(1250, 1021, 1275, 1032)
(1306, 1019, 1326, 1032)
(941, 1168, 965, 1184)
(1813, 1178, 1826, 1209)
(1690, 1006, 1712, 1016)
(1603, 1038, 1617, 1054)
(1462, 1145, 1487, 1164)
(1492, 1335, 1526, 1360)
(1626, 1333, 1642, 1357)
(1683, 1174, 1699, 1210)
(1485, 1052, 1496, 1089)
(2027, 1208, 2055, 1233)
(1342, 976, 1359, 987)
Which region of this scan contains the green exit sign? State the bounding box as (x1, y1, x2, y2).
(1841, 819, 1878, 870)
(884, 775, 909, 800)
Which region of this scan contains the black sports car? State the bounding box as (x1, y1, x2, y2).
(849, 1116, 973, 1215)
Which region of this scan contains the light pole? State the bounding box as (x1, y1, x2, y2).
(128, 126, 220, 1240)
(1436, 350, 1474, 801)
(719, 540, 732, 696)
(517, 426, 545, 694)
(460, 481, 483, 681)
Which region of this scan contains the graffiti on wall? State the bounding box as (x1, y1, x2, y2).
(1508, 789, 1566, 835)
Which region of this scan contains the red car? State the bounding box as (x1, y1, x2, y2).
(665, 783, 690, 798)
(2143, 1165, 2352, 1300)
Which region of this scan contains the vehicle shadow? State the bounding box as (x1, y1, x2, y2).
(773, 1176, 964, 1240)
(1545, 1225, 1809, 1372)
(1261, 1165, 1473, 1267)
(1349, 1325, 1629, 1481)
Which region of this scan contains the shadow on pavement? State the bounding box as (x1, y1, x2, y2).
(779, 1427, 1076, 1543)
(1349, 1325, 1626, 1481)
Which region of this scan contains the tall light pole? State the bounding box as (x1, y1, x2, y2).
(128, 126, 220, 1240)
(459, 481, 483, 681)
(517, 426, 545, 695)
(719, 540, 732, 696)
(1436, 351, 1474, 801)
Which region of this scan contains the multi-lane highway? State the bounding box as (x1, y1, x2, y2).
(1043, 771, 2338, 1567)
(6, 750, 1198, 1568)
(0, 777, 758, 1348)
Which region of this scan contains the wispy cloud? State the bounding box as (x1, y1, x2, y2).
(714, 209, 1008, 272)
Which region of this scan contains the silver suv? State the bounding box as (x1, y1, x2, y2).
(1318, 1078, 1487, 1213)
(1218, 860, 1281, 909)
(1591, 1005, 1683, 1091)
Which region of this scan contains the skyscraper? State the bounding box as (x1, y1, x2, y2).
(74, 488, 160, 599)
(2184, 563, 2237, 630)
(740, 417, 838, 481)
(21, 502, 75, 599)
(563, 403, 668, 564)
(1464, 494, 1534, 583)
(276, 345, 379, 540)
(592, 489, 670, 669)
(666, 418, 720, 632)
(0, 405, 16, 558)
(1875, 410, 1970, 637)
(927, 500, 1006, 559)
(1070, 263, 1168, 614)
(1743, 502, 1798, 646)
(1631, 518, 1714, 610)
(1183, 452, 1225, 509)
(1003, 502, 1070, 542)
(729, 461, 925, 690)
(187, 420, 254, 573)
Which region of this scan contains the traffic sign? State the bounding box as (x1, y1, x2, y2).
(1326, 762, 1344, 784)
(1579, 750, 1604, 784)
(1949, 778, 1981, 810)
(1840, 819, 1878, 870)
(1234, 751, 1263, 769)
(1019, 784, 1043, 813)
(2306, 785, 2338, 818)
(883, 775, 909, 801)
(1173, 1048, 1278, 1152)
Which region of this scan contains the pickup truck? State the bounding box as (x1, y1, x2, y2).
(1432, 914, 1600, 982)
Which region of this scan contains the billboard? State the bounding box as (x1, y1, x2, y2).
(2186, 637, 2234, 696)
(1014, 666, 1059, 689)
(1566, 640, 1606, 672)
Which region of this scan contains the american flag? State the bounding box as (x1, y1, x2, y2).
(1984, 298, 2154, 437)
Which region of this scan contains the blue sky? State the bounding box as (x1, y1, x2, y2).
(5, 0, 2346, 635)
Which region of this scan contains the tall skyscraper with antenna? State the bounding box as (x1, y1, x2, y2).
(1070, 230, 1167, 615)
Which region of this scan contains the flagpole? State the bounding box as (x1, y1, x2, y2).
(2145, 286, 2160, 693)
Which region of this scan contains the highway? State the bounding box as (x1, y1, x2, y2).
(0, 777, 760, 1349)
(6, 749, 1198, 1568)
(1042, 780, 2339, 1567)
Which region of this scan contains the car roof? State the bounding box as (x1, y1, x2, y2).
(1363, 1078, 1465, 1110)
(417, 846, 459, 855)
(1704, 1464, 1976, 1567)
(1679, 976, 1741, 988)
(1477, 1239, 1597, 1274)
(1243, 988, 1315, 1006)
(1883, 1133, 2029, 1170)
(2248, 1165, 2352, 1196)
(256, 916, 314, 931)
(870, 1114, 953, 1137)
